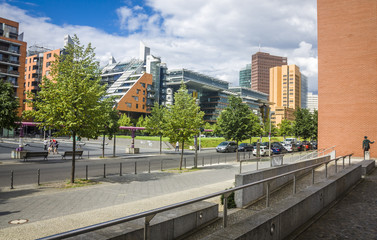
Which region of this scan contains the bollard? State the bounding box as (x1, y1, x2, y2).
(37, 169, 40, 186)
(103, 164, 106, 178)
(256, 159, 259, 170)
(184, 158, 186, 169)
(149, 161, 151, 173)
(120, 163, 122, 176)
(135, 162, 137, 174)
(202, 157, 204, 166)
(10, 170, 14, 189)
(161, 160, 163, 171)
(239, 161, 242, 174)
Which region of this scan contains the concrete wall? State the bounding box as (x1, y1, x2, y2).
(66, 201, 218, 240)
(235, 156, 330, 208)
(204, 163, 362, 239)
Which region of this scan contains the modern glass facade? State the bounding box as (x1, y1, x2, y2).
(239, 63, 251, 88)
(301, 74, 308, 109)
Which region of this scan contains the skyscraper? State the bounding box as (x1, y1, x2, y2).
(269, 64, 302, 126)
(318, 0, 377, 157)
(251, 52, 287, 96)
(239, 63, 251, 88)
(307, 92, 318, 113)
(0, 17, 27, 115)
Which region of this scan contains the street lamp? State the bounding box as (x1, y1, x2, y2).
(269, 111, 275, 157)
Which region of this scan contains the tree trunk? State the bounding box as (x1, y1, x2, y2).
(179, 140, 185, 170)
(159, 135, 162, 155)
(194, 136, 198, 168)
(113, 134, 116, 157)
(102, 133, 105, 158)
(71, 132, 76, 183)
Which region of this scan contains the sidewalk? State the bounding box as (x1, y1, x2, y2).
(0, 161, 259, 240)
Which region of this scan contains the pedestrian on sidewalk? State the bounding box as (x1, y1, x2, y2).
(175, 141, 179, 152)
(48, 140, 53, 154)
(54, 140, 59, 154)
(362, 136, 374, 159)
(43, 138, 48, 151)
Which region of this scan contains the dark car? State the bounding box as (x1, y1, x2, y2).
(216, 141, 238, 153)
(238, 143, 253, 152)
(311, 141, 318, 150)
(271, 142, 287, 154)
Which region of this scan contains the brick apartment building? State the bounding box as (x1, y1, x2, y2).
(318, 0, 377, 157)
(0, 17, 27, 115)
(251, 52, 287, 97)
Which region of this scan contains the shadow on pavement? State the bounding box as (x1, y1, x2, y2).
(0, 188, 41, 203)
(98, 171, 175, 184)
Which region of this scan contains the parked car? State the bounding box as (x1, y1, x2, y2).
(216, 141, 238, 153)
(271, 142, 288, 154)
(301, 141, 312, 150)
(283, 143, 299, 152)
(238, 143, 253, 152)
(253, 146, 271, 156)
(311, 141, 318, 150)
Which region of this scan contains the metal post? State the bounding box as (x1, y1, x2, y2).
(135, 162, 137, 174)
(148, 161, 151, 173)
(312, 168, 315, 184)
(120, 163, 123, 176)
(86, 165, 88, 180)
(293, 175, 296, 194)
(103, 164, 106, 178)
(256, 159, 259, 170)
(335, 159, 338, 173)
(239, 161, 242, 174)
(223, 192, 231, 228)
(266, 182, 270, 207)
(342, 157, 345, 169)
(202, 157, 204, 166)
(144, 214, 156, 240)
(37, 169, 40, 186)
(325, 163, 328, 178)
(184, 158, 186, 169)
(10, 170, 14, 189)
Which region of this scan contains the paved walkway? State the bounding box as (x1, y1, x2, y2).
(0, 159, 264, 240)
(296, 162, 377, 240)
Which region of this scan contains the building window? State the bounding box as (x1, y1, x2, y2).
(136, 104, 139, 109)
(143, 97, 145, 102)
(46, 62, 51, 67)
(136, 89, 140, 94)
(47, 53, 51, 59)
(143, 105, 145, 109)
(133, 96, 139, 101)
(127, 103, 132, 108)
(25, 59, 27, 64)
(143, 90, 145, 95)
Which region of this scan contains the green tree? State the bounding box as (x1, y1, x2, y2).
(145, 102, 167, 154)
(0, 81, 20, 130)
(100, 101, 120, 158)
(164, 84, 205, 169)
(216, 96, 258, 161)
(293, 108, 313, 140)
(311, 109, 318, 140)
(136, 116, 146, 127)
(278, 119, 294, 139)
(25, 35, 107, 183)
(118, 114, 132, 126)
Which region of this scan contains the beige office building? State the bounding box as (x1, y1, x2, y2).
(269, 64, 301, 126)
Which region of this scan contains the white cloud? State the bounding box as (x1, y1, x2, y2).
(0, 1, 318, 92)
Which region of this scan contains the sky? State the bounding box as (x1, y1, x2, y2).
(0, 0, 318, 93)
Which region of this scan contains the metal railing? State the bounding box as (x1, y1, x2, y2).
(39, 153, 354, 240)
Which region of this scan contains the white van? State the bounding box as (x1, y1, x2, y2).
(285, 138, 297, 144)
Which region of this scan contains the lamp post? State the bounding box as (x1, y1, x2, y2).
(269, 111, 275, 157)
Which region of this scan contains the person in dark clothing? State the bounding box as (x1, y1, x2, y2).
(362, 136, 374, 159)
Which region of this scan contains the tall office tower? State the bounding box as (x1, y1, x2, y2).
(318, 0, 377, 157)
(251, 52, 287, 96)
(269, 64, 301, 126)
(146, 54, 167, 105)
(307, 92, 318, 113)
(0, 18, 27, 115)
(301, 74, 308, 109)
(239, 63, 251, 88)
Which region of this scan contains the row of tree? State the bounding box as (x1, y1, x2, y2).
(0, 35, 318, 182)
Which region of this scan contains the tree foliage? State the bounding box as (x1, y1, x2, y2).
(118, 114, 132, 126)
(163, 84, 205, 169)
(278, 119, 294, 138)
(216, 96, 261, 160)
(0, 80, 20, 130)
(24, 35, 109, 183)
(293, 108, 314, 140)
(136, 116, 146, 127)
(145, 102, 167, 154)
(311, 109, 318, 140)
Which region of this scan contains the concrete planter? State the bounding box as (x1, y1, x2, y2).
(126, 148, 139, 154)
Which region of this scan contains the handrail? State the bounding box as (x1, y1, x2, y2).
(39, 153, 354, 240)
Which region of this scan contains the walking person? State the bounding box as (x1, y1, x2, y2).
(48, 140, 53, 154)
(175, 141, 179, 152)
(362, 136, 374, 159)
(43, 138, 48, 151)
(54, 140, 59, 154)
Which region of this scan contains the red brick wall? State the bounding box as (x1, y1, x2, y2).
(318, 0, 377, 157)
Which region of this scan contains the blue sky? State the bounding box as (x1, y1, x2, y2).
(1, 0, 318, 92)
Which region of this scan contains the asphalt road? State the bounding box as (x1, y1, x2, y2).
(0, 140, 256, 188)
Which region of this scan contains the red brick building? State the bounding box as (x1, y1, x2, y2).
(317, 0, 377, 157)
